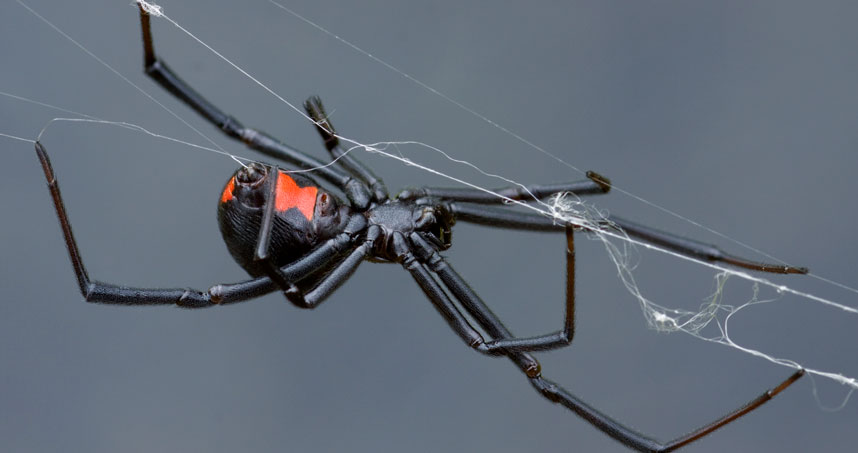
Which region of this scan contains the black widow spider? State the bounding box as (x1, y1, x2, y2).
(33, 5, 809, 452)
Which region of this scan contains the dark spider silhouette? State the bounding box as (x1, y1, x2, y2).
(32, 6, 809, 452)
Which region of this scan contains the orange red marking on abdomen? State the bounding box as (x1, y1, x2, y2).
(219, 172, 318, 221)
(275, 171, 317, 221)
(220, 177, 235, 204)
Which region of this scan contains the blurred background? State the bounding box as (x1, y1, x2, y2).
(1, 1, 856, 451)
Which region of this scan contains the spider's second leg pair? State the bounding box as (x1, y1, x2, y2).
(399, 183, 804, 452)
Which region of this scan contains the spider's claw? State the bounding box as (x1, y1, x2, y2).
(585, 170, 612, 193)
(771, 368, 805, 396)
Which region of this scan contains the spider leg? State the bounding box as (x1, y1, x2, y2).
(444, 202, 807, 274)
(407, 232, 542, 376)
(304, 96, 389, 202)
(137, 6, 372, 209)
(407, 224, 805, 452)
(411, 227, 575, 353)
(210, 236, 353, 304)
(253, 164, 284, 264)
(251, 162, 306, 297)
(246, 164, 374, 309)
(399, 171, 611, 203)
(393, 233, 498, 350)
(608, 215, 807, 274)
(397, 231, 554, 377)
(529, 369, 803, 453)
(271, 226, 380, 309)
(443, 201, 562, 231)
(35, 141, 348, 308)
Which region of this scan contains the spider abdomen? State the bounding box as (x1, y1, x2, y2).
(217, 165, 321, 277)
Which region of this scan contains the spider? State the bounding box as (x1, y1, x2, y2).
(32, 6, 808, 452)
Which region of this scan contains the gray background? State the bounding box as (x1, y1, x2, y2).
(1, 1, 856, 452)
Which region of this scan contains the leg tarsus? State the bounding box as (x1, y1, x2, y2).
(609, 216, 808, 275)
(529, 369, 804, 453)
(586, 170, 612, 193)
(138, 2, 156, 67)
(657, 368, 805, 452)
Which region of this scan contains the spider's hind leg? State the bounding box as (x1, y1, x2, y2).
(529, 369, 803, 453)
(406, 222, 804, 452)
(410, 226, 577, 355)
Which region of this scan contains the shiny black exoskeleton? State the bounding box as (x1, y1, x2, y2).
(217, 160, 454, 280)
(31, 7, 812, 452)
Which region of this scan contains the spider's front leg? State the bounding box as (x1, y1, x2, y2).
(443, 200, 807, 274)
(35, 141, 347, 308)
(137, 5, 375, 209)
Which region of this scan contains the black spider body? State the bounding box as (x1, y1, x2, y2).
(217, 164, 347, 277)
(364, 200, 454, 261)
(217, 160, 454, 274)
(31, 6, 811, 452)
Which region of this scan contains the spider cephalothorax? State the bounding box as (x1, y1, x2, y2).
(32, 6, 811, 452)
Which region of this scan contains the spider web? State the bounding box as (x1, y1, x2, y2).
(4, 0, 856, 413)
(136, 0, 858, 397)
